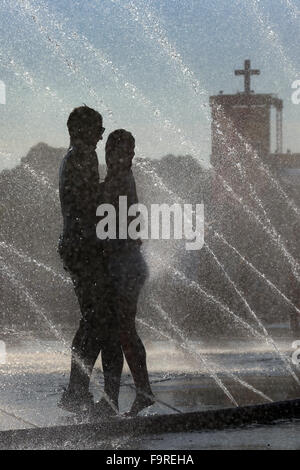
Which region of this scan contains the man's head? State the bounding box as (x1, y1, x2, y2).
(67, 106, 105, 147)
(105, 129, 135, 172)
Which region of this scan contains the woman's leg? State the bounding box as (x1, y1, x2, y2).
(109, 249, 154, 414)
(119, 298, 154, 415)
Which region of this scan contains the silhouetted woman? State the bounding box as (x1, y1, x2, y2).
(101, 129, 154, 415)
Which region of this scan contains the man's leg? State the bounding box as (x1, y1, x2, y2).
(101, 335, 124, 410)
(59, 271, 102, 412)
(72, 265, 124, 416)
(95, 281, 124, 414)
(67, 320, 124, 416)
(68, 318, 102, 394)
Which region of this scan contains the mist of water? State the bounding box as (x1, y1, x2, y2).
(151, 301, 273, 403)
(219, 175, 300, 282)
(1, 0, 300, 424)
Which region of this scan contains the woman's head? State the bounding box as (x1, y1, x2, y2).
(105, 129, 135, 172)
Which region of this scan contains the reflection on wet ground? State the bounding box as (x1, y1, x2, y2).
(0, 336, 299, 449)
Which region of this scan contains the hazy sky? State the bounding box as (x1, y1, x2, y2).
(0, 0, 299, 169)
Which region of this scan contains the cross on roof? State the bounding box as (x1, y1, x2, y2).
(234, 60, 260, 94)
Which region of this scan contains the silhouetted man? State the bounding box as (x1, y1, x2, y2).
(58, 106, 123, 414)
